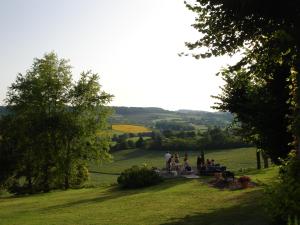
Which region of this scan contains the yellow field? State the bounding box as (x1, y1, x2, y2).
(112, 124, 150, 133)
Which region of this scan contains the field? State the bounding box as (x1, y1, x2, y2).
(88, 147, 258, 186)
(0, 147, 276, 225)
(111, 124, 151, 133)
(0, 167, 277, 225)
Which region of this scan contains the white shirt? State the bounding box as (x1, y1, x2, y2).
(164, 153, 171, 162)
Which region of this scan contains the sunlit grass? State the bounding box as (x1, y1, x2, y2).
(112, 124, 151, 133)
(0, 168, 275, 225)
(88, 147, 258, 186)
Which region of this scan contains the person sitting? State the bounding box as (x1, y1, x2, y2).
(206, 158, 211, 166)
(211, 159, 215, 166)
(183, 157, 192, 172)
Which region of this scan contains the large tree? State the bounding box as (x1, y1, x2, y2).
(0, 52, 112, 192)
(184, 0, 300, 159)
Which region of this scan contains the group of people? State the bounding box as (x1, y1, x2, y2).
(197, 157, 215, 168)
(164, 152, 192, 172)
(196, 156, 221, 173)
(164, 151, 220, 174)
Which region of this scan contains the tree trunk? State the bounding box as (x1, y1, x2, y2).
(64, 140, 71, 190)
(262, 151, 269, 168)
(64, 174, 70, 190)
(294, 38, 300, 159)
(42, 164, 50, 192)
(256, 149, 261, 169)
(27, 175, 33, 193)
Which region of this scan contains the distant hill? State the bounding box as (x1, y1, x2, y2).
(0, 105, 233, 129)
(110, 106, 233, 128)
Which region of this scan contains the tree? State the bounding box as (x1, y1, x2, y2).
(136, 137, 145, 148)
(0, 52, 113, 192)
(184, 0, 300, 159)
(213, 59, 293, 162)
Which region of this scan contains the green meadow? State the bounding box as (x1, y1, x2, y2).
(0, 147, 277, 225)
(0, 168, 277, 225)
(88, 147, 258, 186)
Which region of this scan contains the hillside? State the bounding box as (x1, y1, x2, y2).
(0, 166, 276, 225)
(110, 106, 233, 128)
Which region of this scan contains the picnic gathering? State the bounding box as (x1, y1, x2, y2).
(163, 151, 233, 179)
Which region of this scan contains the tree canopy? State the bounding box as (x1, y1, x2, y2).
(184, 0, 300, 160)
(0, 52, 113, 193)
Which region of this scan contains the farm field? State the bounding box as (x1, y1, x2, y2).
(88, 147, 258, 186)
(111, 124, 151, 133)
(0, 167, 277, 225)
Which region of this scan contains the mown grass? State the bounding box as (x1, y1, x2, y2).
(0, 147, 276, 225)
(0, 166, 276, 225)
(88, 147, 258, 186)
(112, 124, 151, 133)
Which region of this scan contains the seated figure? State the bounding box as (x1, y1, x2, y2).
(183, 158, 192, 172)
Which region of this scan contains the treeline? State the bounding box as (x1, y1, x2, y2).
(111, 127, 251, 151)
(155, 120, 195, 131)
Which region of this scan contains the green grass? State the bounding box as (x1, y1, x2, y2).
(0, 147, 276, 225)
(0, 167, 276, 225)
(88, 147, 258, 186)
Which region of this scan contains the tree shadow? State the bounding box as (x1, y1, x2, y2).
(39, 178, 191, 212)
(159, 189, 271, 225)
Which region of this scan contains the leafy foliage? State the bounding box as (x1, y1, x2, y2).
(117, 165, 163, 189)
(184, 0, 300, 161)
(0, 52, 112, 193)
(265, 151, 300, 224)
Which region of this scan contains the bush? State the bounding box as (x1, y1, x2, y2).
(238, 176, 251, 183)
(265, 150, 300, 225)
(117, 165, 163, 189)
(70, 164, 89, 187)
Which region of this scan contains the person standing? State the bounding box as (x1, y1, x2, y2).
(164, 151, 171, 169)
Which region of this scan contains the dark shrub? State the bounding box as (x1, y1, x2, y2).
(117, 165, 163, 189)
(265, 150, 300, 225)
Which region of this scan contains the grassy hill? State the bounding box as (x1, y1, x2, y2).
(0, 167, 276, 225)
(110, 106, 233, 128)
(0, 146, 276, 225)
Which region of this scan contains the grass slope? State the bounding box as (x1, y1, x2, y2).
(89, 147, 257, 186)
(0, 167, 277, 225)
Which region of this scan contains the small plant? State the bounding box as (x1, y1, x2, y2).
(117, 165, 163, 189)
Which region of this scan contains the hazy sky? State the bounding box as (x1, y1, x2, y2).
(0, 0, 238, 111)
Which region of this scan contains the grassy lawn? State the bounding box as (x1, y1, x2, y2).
(0, 147, 275, 225)
(88, 147, 258, 186)
(0, 167, 276, 225)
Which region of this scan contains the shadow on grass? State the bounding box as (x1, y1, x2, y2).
(40, 178, 191, 212)
(159, 189, 270, 225)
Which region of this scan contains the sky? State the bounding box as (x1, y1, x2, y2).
(0, 0, 238, 111)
